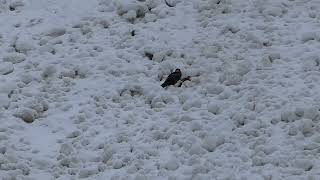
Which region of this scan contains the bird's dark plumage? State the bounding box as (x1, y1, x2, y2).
(161, 69, 182, 88)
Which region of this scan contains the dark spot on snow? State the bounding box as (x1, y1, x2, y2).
(305, 165, 313, 171)
(0, 147, 6, 154)
(14, 23, 21, 28)
(263, 41, 272, 47)
(9, 6, 15, 11)
(12, 44, 20, 53)
(165, 0, 175, 7)
(8, 90, 14, 98)
(131, 30, 135, 36)
(145, 52, 154, 60)
(51, 49, 56, 55)
(137, 9, 146, 18)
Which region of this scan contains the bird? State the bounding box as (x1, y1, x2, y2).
(161, 69, 182, 88)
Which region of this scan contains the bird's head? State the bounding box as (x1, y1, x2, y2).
(175, 69, 181, 72)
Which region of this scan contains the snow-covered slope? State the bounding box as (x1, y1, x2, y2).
(1, 0, 320, 179)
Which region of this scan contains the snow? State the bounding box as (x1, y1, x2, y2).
(3, 53, 26, 64)
(1, 0, 320, 179)
(0, 62, 14, 75)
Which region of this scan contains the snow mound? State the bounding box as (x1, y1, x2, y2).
(0, 62, 14, 75)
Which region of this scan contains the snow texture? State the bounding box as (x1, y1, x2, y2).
(1, 0, 320, 179)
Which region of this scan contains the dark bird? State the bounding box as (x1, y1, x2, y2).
(161, 69, 182, 88)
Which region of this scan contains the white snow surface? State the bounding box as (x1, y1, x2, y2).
(1, 0, 320, 179)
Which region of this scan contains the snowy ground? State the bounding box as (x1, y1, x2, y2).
(1, 0, 320, 179)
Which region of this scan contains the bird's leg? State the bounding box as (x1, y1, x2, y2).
(178, 76, 191, 87)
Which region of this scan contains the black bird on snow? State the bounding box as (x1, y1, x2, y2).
(161, 69, 182, 88)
